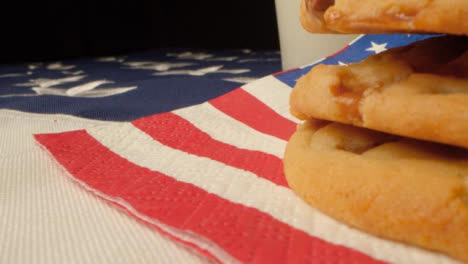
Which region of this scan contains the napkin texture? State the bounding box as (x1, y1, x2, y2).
(34, 34, 461, 264)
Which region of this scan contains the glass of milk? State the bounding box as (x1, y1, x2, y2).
(275, 0, 359, 70)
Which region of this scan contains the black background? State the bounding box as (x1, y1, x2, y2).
(1, 0, 280, 63)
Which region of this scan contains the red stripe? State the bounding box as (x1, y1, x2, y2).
(326, 44, 350, 58)
(132, 113, 288, 187)
(35, 131, 384, 264)
(272, 67, 300, 76)
(209, 88, 296, 141)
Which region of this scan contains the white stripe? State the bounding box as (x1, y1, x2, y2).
(86, 123, 458, 264)
(174, 103, 286, 158)
(241, 76, 299, 122)
(300, 57, 325, 69)
(349, 34, 365, 45)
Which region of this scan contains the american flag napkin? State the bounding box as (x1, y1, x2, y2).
(30, 34, 461, 264)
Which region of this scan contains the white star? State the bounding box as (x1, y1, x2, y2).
(153, 65, 250, 76)
(366, 42, 388, 54)
(338, 61, 347, 66)
(47, 62, 76, 71)
(167, 52, 213, 60)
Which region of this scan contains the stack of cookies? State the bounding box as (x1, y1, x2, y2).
(283, 1, 468, 262)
